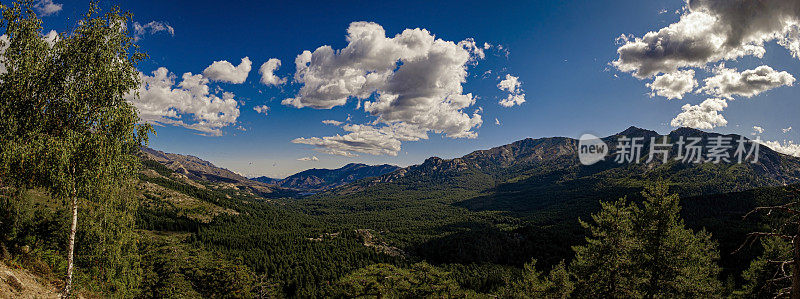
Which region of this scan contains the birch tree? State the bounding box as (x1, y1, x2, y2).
(0, 1, 149, 297)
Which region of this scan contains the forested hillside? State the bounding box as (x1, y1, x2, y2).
(138, 139, 800, 297)
(252, 163, 400, 192)
(4, 120, 800, 297)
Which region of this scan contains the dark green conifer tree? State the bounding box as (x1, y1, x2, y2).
(571, 182, 722, 298)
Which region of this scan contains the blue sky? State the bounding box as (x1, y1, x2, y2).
(38, 0, 800, 178)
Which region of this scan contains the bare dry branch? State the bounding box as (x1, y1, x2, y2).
(767, 276, 792, 283)
(744, 203, 800, 220)
(734, 232, 796, 254)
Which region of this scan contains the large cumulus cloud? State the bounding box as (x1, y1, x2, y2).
(125, 67, 240, 136)
(670, 98, 728, 129)
(284, 22, 484, 156)
(698, 65, 795, 99)
(202, 57, 252, 84)
(647, 69, 697, 100)
(615, 0, 800, 129)
(615, 0, 800, 78)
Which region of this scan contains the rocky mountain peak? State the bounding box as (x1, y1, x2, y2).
(616, 126, 660, 138)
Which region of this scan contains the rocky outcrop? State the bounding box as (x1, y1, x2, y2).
(139, 147, 276, 195)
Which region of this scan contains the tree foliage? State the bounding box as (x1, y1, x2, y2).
(571, 197, 640, 297)
(0, 0, 149, 296)
(571, 182, 722, 298)
(333, 262, 472, 298)
(735, 186, 800, 297)
(739, 236, 792, 297)
(507, 259, 573, 298)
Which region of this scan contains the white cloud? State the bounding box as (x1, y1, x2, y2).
(203, 57, 252, 84)
(259, 58, 286, 86)
(284, 22, 484, 156)
(698, 65, 795, 99)
(614, 0, 800, 78)
(497, 74, 525, 107)
(42, 30, 58, 47)
(646, 69, 697, 99)
(495, 44, 510, 57)
(322, 119, 343, 126)
(253, 105, 269, 116)
(615, 34, 633, 45)
(783, 126, 793, 133)
(499, 93, 526, 108)
(752, 126, 764, 135)
(616, 1, 800, 128)
(458, 38, 486, 61)
(292, 122, 428, 157)
(33, 0, 62, 17)
(759, 140, 800, 157)
(297, 156, 319, 161)
(498, 74, 522, 93)
(125, 67, 240, 136)
(780, 25, 800, 58)
(133, 21, 174, 42)
(670, 98, 728, 129)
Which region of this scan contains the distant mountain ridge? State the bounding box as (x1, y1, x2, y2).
(334, 126, 800, 198)
(140, 147, 400, 194)
(253, 163, 401, 191)
(139, 147, 276, 194)
(251, 176, 281, 185)
(140, 126, 800, 200)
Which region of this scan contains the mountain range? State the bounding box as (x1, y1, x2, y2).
(252, 163, 400, 192)
(140, 147, 401, 194)
(360, 126, 799, 188)
(328, 126, 800, 219)
(141, 126, 800, 200)
(139, 147, 276, 195)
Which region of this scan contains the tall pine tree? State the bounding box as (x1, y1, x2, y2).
(571, 182, 722, 298)
(633, 182, 722, 298)
(571, 197, 641, 297)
